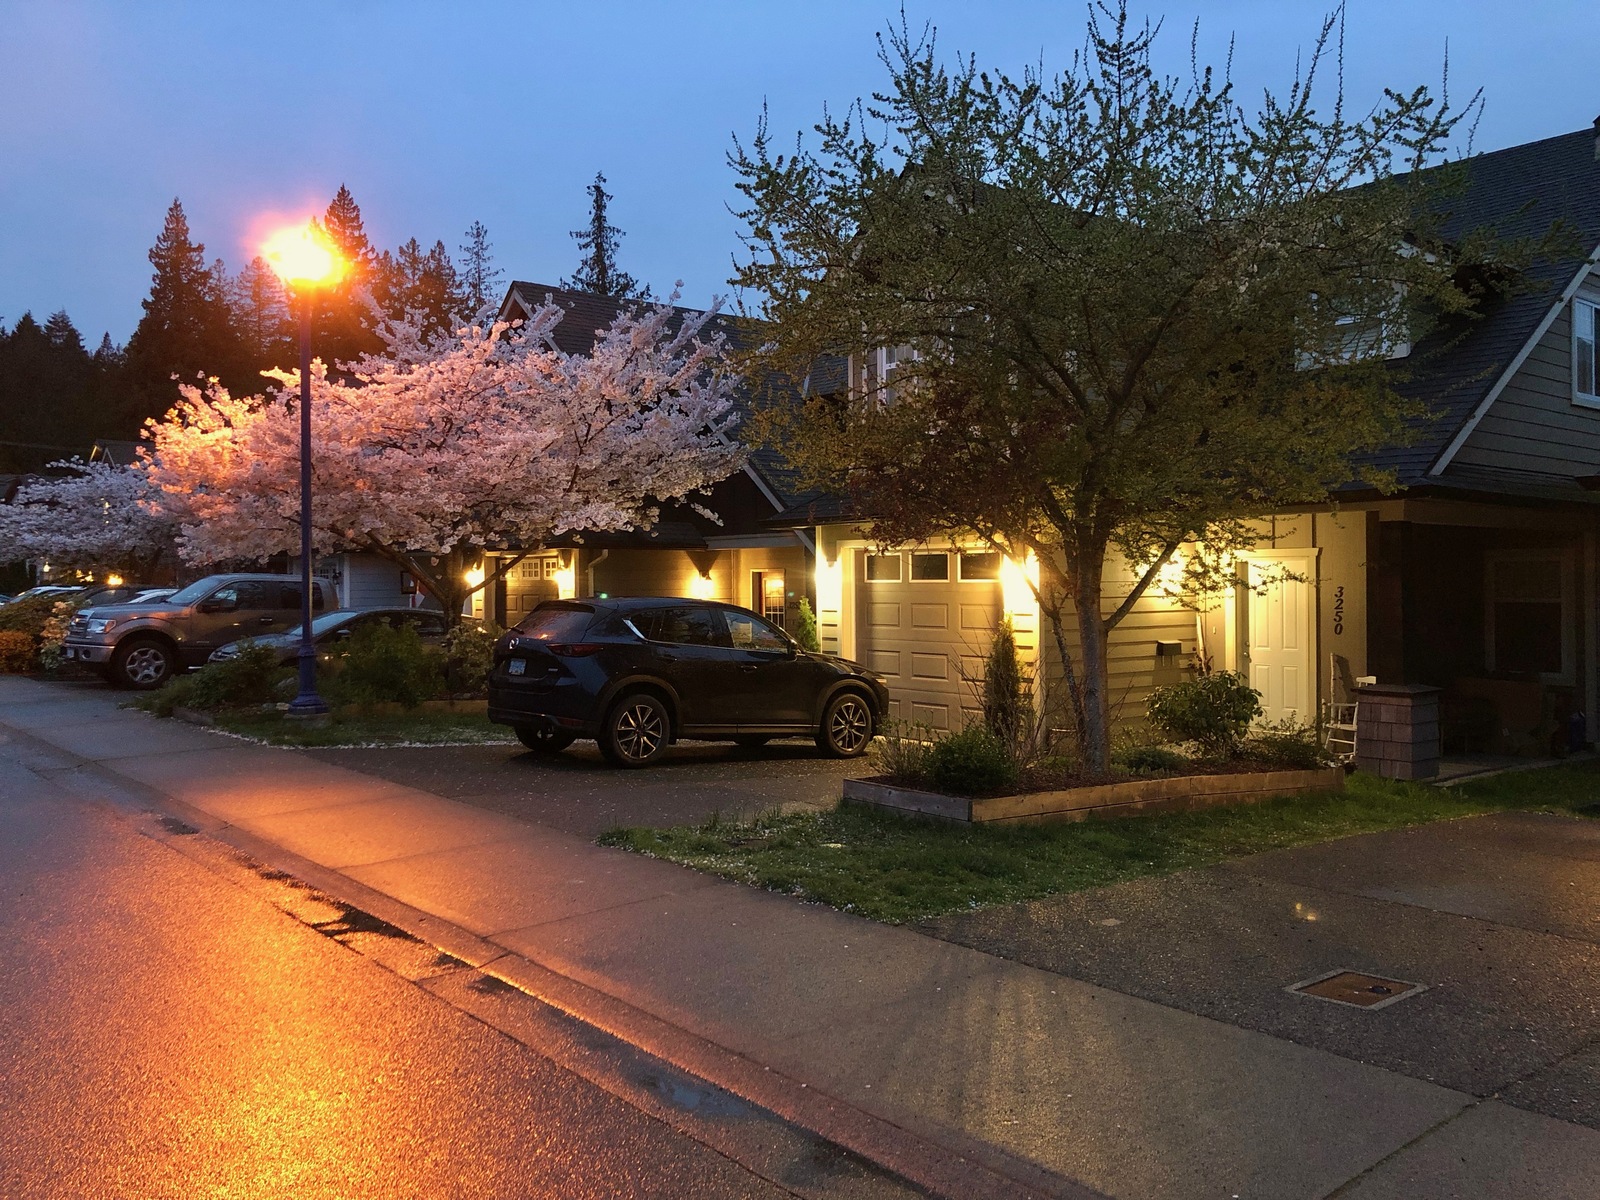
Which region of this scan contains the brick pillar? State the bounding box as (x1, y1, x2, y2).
(1355, 683, 1442, 780)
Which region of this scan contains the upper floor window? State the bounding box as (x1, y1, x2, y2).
(859, 344, 917, 404)
(1574, 299, 1599, 408)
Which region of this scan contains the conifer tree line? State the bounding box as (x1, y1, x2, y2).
(0, 186, 506, 473)
(3, 175, 651, 474)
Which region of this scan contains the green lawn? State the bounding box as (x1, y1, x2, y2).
(599, 763, 1600, 924)
(211, 710, 515, 748)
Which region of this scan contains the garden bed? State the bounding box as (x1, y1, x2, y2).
(845, 765, 1345, 824)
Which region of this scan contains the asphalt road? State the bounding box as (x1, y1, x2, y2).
(0, 736, 909, 1199)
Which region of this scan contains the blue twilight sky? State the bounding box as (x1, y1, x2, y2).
(1, 0, 1594, 345)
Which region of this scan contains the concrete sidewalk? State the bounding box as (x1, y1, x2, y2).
(3, 676, 1596, 1199)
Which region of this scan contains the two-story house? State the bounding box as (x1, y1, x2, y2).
(774, 121, 1600, 756)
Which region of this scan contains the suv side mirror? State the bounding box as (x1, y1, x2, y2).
(196, 598, 236, 614)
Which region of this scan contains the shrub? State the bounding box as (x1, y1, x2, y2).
(1243, 719, 1333, 769)
(980, 617, 1028, 747)
(927, 726, 1019, 796)
(0, 595, 56, 639)
(0, 631, 34, 673)
(1146, 671, 1261, 757)
(443, 620, 499, 697)
(322, 621, 444, 709)
(792, 597, 821, 653)
(871, 720, 939, 786)
(37, 601, 74, 674)
(139, 642, 288, 718)
(1113, 744, 1188, 774)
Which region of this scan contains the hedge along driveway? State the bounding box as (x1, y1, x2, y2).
(599, 763, 1600, 924)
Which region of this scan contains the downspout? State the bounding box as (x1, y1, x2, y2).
(586, 549, 610, 597)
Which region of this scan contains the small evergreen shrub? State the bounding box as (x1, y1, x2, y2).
(0, 631, 35, 673)
(927, 726, 1019, 796)
(1243, 719, 1333, 769)
(322, 621, 444, 709)
(792, 597, 821, 653)
(1146, 671, 1261, 757)
(139, 642, 288, 717)
(443, 620, 499, 696)
(980, 617, 1028, 748)
(1113, 744, 1188, 774)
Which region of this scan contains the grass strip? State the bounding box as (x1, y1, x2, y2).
(211, 710, 515, 748)
(599, 763, 1600, 924)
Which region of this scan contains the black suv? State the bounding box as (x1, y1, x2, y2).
(487, 597, 890, 767)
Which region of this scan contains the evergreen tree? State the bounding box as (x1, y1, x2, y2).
(229, 255, 293, 374)
(458, 220, 503, 314)
(314, 184, 384, 367)
(382, 238, 464, 335)
(0, 310, 98, 471)
(43, 310, 85, 355)
(562, 173, 649, 299)
(121, 199, 242, 430)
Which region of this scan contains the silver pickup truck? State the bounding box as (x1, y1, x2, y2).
(63, 573, 333, 689)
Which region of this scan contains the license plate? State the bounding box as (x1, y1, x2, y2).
(507, 659, 526, 676)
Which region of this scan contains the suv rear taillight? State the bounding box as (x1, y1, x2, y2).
(547, 643, 604, 657)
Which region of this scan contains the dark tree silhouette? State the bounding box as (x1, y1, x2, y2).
(562, 173, 649, 299)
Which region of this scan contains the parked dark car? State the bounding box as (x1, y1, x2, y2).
(487, 597, 890, 767)
(209, 607, 451, 664)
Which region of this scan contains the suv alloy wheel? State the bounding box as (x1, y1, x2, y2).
(818, 691, 874, 757)
(599, 692, 670, 767)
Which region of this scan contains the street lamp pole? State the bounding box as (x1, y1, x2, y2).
(262, 221, 346, 719)
(287, 294, 326, 716)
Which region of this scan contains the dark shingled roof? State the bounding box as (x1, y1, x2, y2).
(1375, 124, 1600, 483)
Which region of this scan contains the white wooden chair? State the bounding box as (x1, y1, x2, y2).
(1322, 654, 1374, 764)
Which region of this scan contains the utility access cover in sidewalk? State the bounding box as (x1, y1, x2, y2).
(1288, 969, 1426, 1010)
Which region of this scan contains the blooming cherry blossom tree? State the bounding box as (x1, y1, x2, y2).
(0, 459, 176, 579)
(141, 292, 745, 619)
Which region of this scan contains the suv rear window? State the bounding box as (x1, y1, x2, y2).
(515, 603, 595, 641)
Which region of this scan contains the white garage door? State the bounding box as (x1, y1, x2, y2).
(855, 549, 1003, 732)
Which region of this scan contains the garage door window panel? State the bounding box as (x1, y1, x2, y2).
(866, 554, 903, 582)
(911, 553, 949, 581)
(959, 552, 1001, 582)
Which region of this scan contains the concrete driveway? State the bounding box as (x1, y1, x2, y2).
(307, 738, 868, 838)
(925, 809, 1600, 1133)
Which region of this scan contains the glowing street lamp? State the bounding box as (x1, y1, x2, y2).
(264, 221, 347, 717)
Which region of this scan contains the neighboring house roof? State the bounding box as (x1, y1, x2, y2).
(1374, 123, 1600, 484)
(89, 439, 141, 467)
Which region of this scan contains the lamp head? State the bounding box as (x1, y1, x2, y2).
(262, 222, 347, 289)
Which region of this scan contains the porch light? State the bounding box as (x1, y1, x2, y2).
(106, 573, 124, 587)
(1000, 552, 1039, 617)
(464, 565, 486, 588)
(690, 571, 716, 600)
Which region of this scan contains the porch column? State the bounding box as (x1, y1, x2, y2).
(1355, 683, 1442, 781)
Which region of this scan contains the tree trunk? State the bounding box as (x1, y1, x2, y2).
(1068, 549, 1113, 775)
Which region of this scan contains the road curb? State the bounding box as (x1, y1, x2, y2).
(4, 715, 1103, 1200)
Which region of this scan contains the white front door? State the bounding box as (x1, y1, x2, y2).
(1245, 558, 1313, 725)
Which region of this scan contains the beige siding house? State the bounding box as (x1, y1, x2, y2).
(781, 122, 1600, 754)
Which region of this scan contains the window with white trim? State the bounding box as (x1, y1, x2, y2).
(865, 553, 902, 582)
(1485, 551, 1573, 683)
(859, 344, 917, 404)
(1574, 299, 1599, 408)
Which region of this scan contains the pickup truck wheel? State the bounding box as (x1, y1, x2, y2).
(113, 637, 176, 690)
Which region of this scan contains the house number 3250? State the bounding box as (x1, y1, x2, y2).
(1333, 586, 1345, 636)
